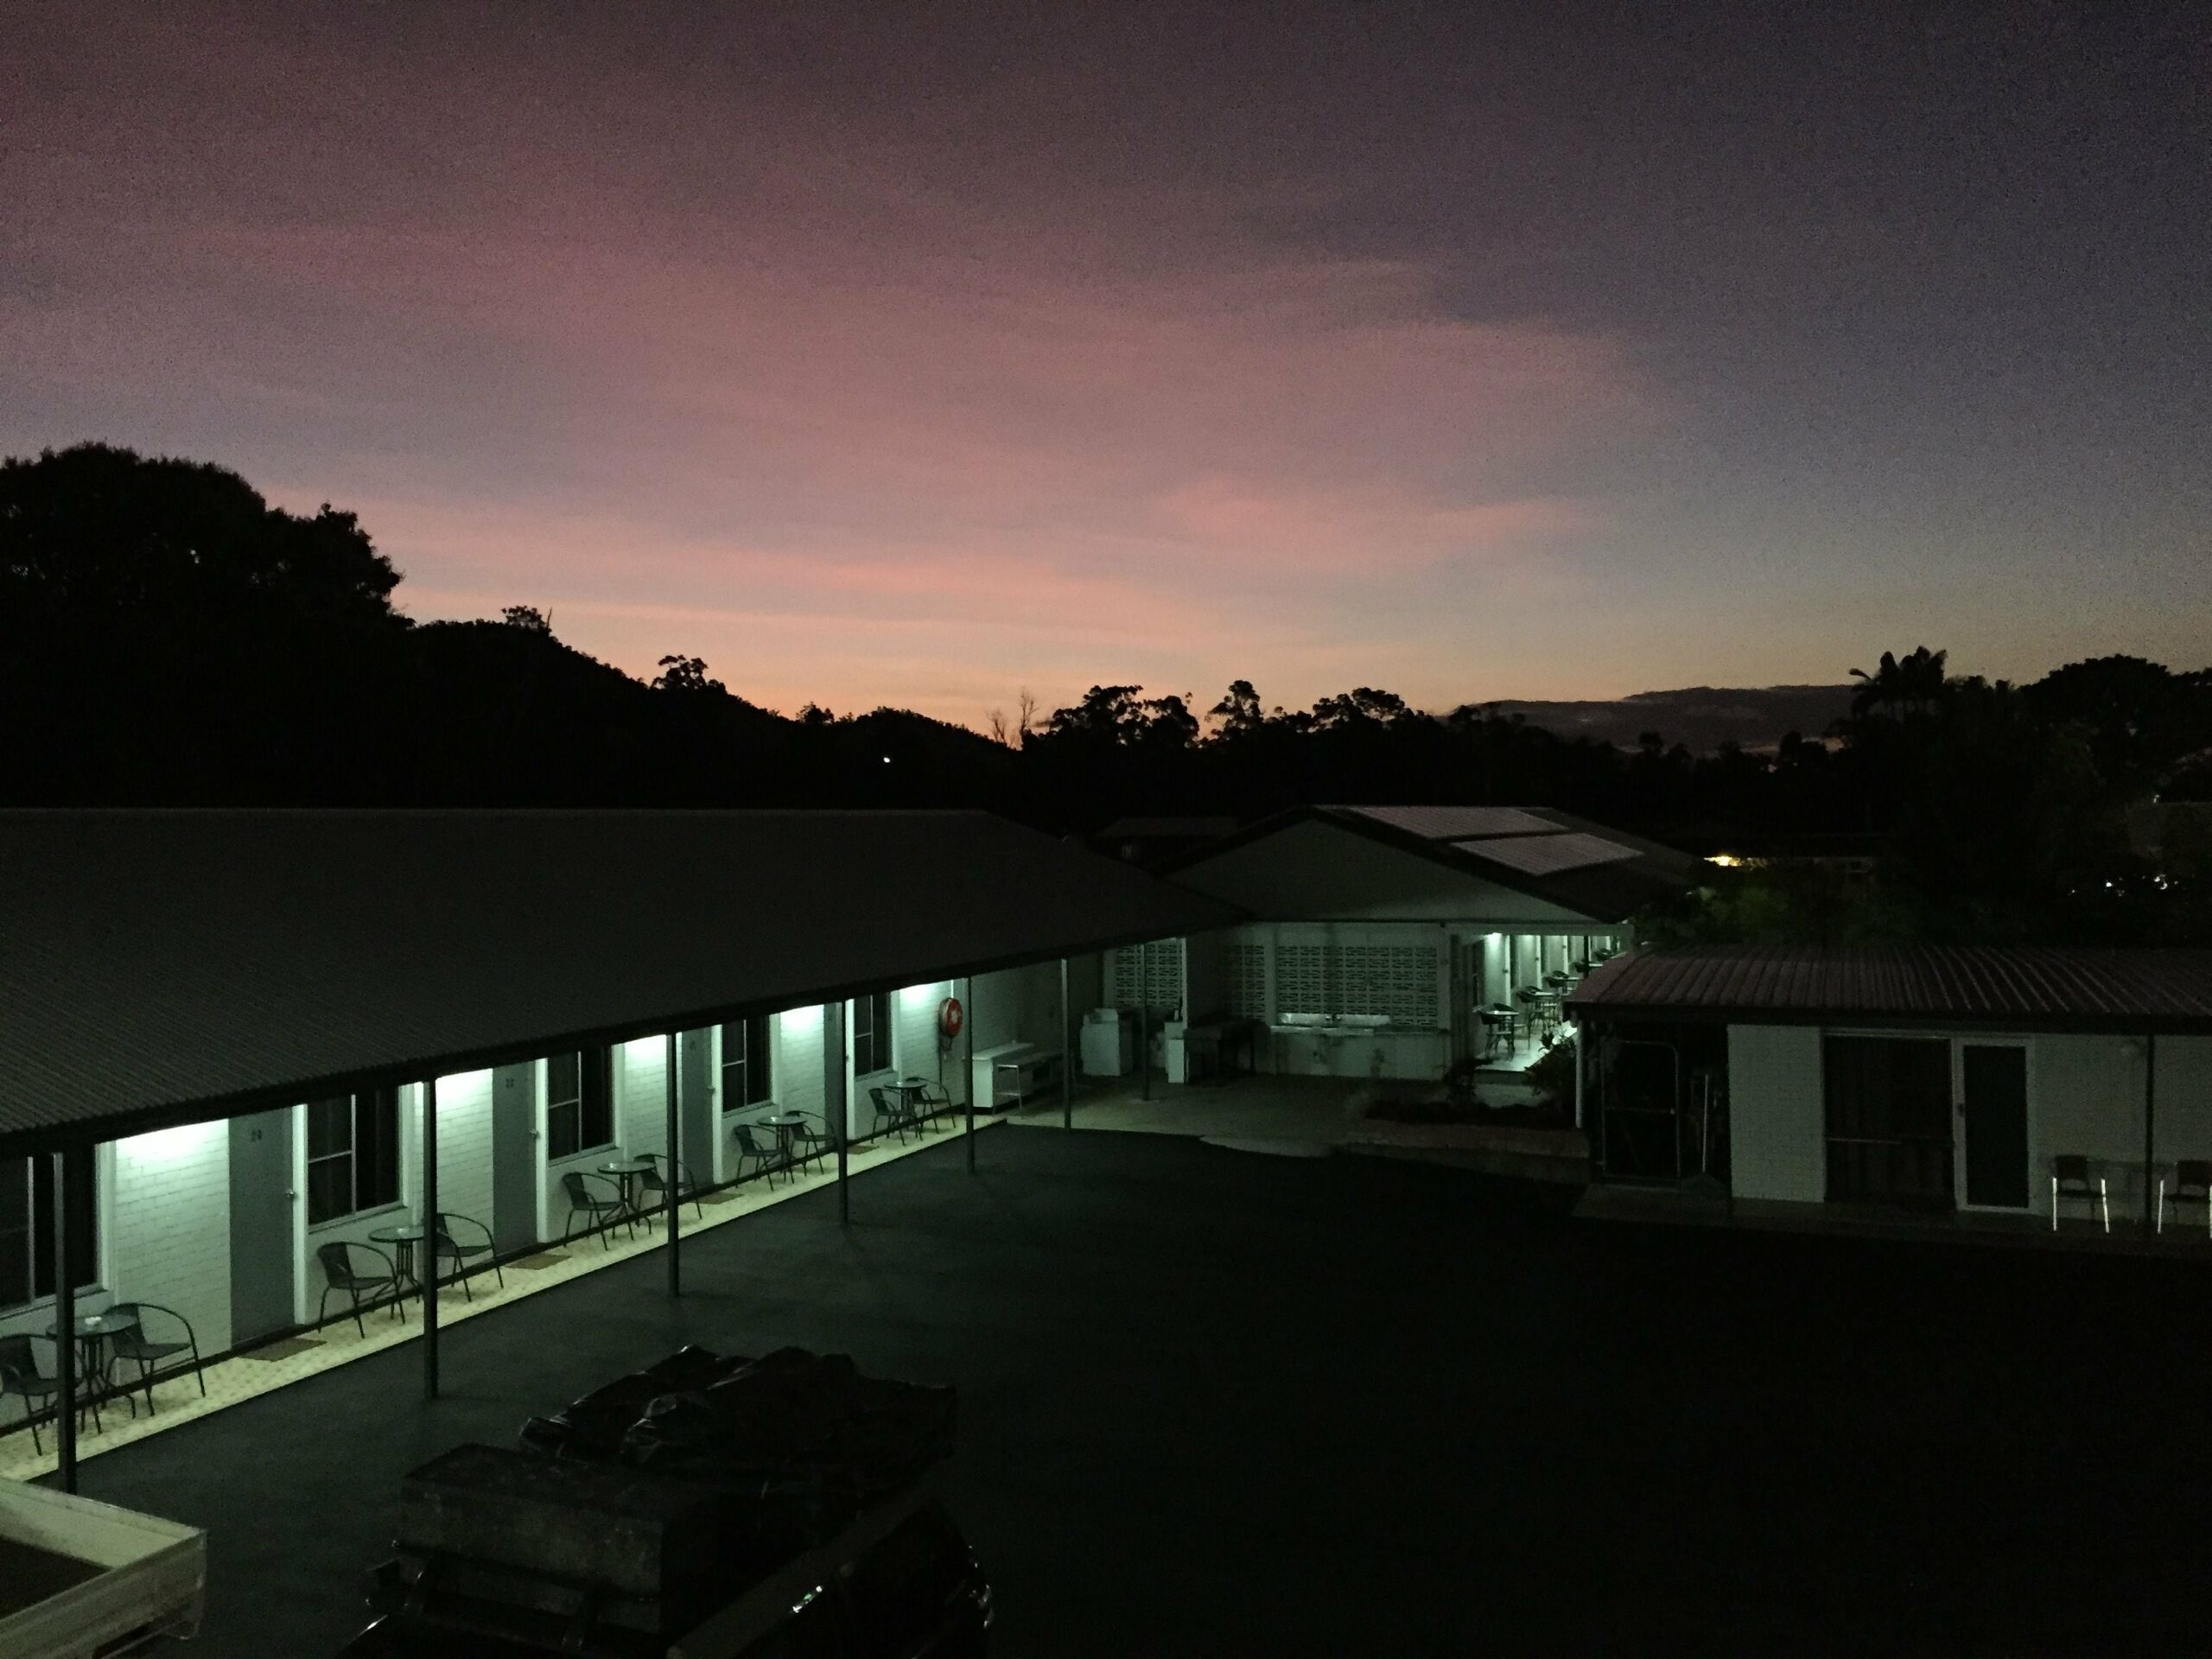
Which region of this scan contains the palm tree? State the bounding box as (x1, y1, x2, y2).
(1848, 646, 1948, 718)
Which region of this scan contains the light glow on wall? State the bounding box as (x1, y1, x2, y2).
(899, 983, 944, 1007)
(120, 1119, 223, 1167)
(780, 1005, 823, 1033)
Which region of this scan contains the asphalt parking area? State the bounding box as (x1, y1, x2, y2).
(67, 1128, 2212, 1656)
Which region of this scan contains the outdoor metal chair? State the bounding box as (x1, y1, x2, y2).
(2050, 1155, 2109, 1233)
(1515, 987, 1556, 1041)
(105, 1302, 206, 1414)
(789, 1114, 832, 1170)
(733, 1124, 788, 1187)
(1478, 1009, 1513, 1062)
(561, 1171, 634, 1249)
(915, 1079, 953, 1131)
(2157, 1160, 2212, 1237)
(432, 1212, 504, 1300)
(316, 1241, 407, 1338)
(0, 1333, 105, 1453)
(868, 1085, 912, 1145)
(641, 1154, 705, 1220)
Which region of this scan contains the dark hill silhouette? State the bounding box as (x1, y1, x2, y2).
(1471, 685, 1856, 754)
(3, 442, 2208, 944)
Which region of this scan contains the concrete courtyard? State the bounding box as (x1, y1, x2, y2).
(54, 1127, 2212, 1656)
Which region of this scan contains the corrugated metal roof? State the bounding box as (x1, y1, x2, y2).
(1340, 805, 1558, 840)
(0, 810, 1239, 1151)
(1450, 831, 1641, 876)
(1567, 946, 2212, 1031)
(1159, 804, 1705, 923)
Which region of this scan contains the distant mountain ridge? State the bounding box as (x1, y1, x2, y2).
(1466, 684, 1856, 753)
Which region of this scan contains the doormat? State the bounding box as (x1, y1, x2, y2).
(511, 1251, 570, 1270)
(238, 1337, 323, 1363)
(698, 1189, 744, 1205)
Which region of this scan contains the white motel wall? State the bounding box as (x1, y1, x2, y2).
(0, 965, 1065, 1383)
(1727, 1024, 2212, 1217)
(1097, 922, 1621, 1083)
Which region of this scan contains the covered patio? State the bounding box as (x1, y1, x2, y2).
(0, 809, 1233, 1491)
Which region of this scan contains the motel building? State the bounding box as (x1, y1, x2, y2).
(1088, 806, 1705, 1093)
(0, 809, 1231, 1490)
(1567, 945, 2212, 1236)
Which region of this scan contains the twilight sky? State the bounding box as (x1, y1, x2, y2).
(3, 3, 2206, 723)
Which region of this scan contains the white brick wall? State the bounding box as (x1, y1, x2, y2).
(0, 1128, 232, 1377)
(618, 1037, 671, 1160)
(108, 1120, 234, 1357)
(894, 982, 959, 1109)
(426, 1071, 496, 1238)
(1727, 1024, 1826, 1202)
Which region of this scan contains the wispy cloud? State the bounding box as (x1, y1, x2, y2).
(2, 7, 1650, 721)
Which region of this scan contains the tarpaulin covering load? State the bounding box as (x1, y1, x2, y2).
(518, 1346, 956, 1548)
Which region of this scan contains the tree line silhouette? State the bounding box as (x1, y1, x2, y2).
(6, 444, 2208, 945)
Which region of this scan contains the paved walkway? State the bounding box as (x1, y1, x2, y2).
(1007, 1073, 1363, 1154)
(0, 1121, 988, 1484)
(54, 1129, 2212, 1656)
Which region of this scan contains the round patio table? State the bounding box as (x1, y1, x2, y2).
(368, 1224, 428, 1294)
(596, 1158, 658, 1217)
(46, 1307, 140, 1414)
(760, 1112, 810, 1167)
(890, 1077, 936, 1129)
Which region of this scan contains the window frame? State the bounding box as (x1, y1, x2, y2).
(0, 1154, 100, 1313)
(852, 991, 896, 1077)
(304, 1087, 403, 1228)
(720, 1015, 776, 1115)
(547, 1047, 616, 1161)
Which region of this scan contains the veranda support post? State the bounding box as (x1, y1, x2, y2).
(423, 1074, 439, 1402)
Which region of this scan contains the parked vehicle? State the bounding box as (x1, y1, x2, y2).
(339, 1346, 989, 1657)
(0, 1481, 205, 1657)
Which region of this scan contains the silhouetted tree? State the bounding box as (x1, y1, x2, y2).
(1209, 679, 1265, 735)
(1, 443, 399, 622)
(1847, 646, 1948, 719)
(652, 654, 726, 696)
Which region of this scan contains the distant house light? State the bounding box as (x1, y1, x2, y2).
(1707, 854, 1744, 868)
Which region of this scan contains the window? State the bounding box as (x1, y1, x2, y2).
(852, 990, 894, 1076)
(547, 1047, 614, 1160)
(720, 1016, 775, 1113)
(305, 1089, 402, 1225)
(1822, 1036, 1954, 1208)
(0, 1155, 99, 1310)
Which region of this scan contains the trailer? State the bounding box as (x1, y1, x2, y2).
(340, 1345, 990, 1657)
(0, 1482, 206, 1658)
